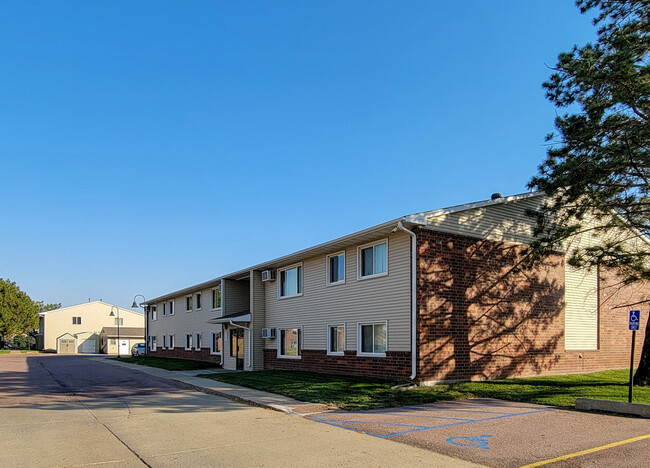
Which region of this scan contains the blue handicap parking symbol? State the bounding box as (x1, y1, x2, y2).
(446, 434, 492, 450)
(630, 310, 640, 331)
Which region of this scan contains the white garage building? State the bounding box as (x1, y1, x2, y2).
(36, 301, 144, 354)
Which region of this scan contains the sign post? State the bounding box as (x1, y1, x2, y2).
(628, 310, 640, 403)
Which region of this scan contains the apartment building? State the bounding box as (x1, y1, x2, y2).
(144, 192, 649, 383)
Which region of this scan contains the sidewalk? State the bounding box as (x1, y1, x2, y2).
(100, 357, 336, 416)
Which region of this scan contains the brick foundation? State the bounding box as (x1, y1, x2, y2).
(148, 347, 222, 365)
(264, 349, 411, 381)
(415, 228, 649, 382)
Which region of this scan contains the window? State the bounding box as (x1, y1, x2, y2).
(196, 293, 202, 310)
(211, 331, 222, 354)
(168, 335, 175, 349)
(149, 336, 157, 351)
(169, 300, 174, 315)
(358, 322, 387, 356)
(358, 240, 388, 279)
(279, 264, 303, 298)
(72, 317, 82, 325)
(114, 318, 123, 326)
(278, 328, 301, 358)
(195, 333, 202, 351)
(162, 335, 167, 349)
(327, 325, 345, 355)
(186, 296, 193, 312)
(326, 252, 346, 286)
(162, 303, 166, 317)
(150, 305, 157, 321)
(211, 285, 222, 310)
(185, 334, 193, 350)
(110, 339, 116, 346)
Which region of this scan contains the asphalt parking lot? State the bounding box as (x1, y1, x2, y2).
(310, 398, 650, 467)
(0, 354, 473, 468)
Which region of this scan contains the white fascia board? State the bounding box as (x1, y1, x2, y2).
(404, 191, 544, 225)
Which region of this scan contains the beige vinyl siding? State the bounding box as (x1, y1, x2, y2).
(562, 219, 602, 350)
(264, 231, 412, 352)
(250, 270, 266, 370)
(222, 279, 250, 315)
(149, 289, 223, 351)
(564, 266, 598, 350)
(425, 196, 544, 245)
(41, 302, 144, 352)
(220, 280, 251, 370)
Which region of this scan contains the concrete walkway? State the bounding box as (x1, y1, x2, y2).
(100, 358, 336, 416)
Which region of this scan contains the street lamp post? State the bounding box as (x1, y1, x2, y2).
(132, 294, 147, 360)
(109, 306, 120, 357)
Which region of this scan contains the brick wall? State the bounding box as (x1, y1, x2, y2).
(148, 347, 221, 365)
(416, 228, 649, 382)
(264, 349, 411, 380)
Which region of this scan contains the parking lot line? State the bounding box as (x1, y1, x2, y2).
(519, 433, 650, 468)
(311, 406, 556, 439)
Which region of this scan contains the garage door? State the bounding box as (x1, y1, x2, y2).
(59, 339, 76, 354)
(80, 339, 96, 354)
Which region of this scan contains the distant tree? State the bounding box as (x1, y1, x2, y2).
(34, 301, 61, 313)
(529, 0, 650, 384)
(0, 279, 39, 346)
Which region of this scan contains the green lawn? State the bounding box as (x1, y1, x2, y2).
(200, 369, 650, 411)
(0, 350, 10, 354)
(114, 356, 219, 371)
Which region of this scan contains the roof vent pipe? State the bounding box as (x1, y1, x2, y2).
(491, 193, 503, 200)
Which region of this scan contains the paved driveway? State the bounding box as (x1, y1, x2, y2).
(0, 355, 474, 468)
(311, 399, 650, 467)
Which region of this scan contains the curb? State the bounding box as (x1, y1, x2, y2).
(99, 357, 301, 416)
(170, 378, 296, 414)
(575, 398, 650, 418)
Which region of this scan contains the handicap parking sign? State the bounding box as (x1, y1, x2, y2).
(629, 310, 640, 331)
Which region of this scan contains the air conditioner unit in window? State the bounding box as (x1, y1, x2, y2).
(261, 270, 276, 282)
(261, 328, 276, 339)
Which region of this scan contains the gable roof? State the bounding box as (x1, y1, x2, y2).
(144, 191, 543, 305)
(100, 327, 145, 338)
(39, 301, 143, 317)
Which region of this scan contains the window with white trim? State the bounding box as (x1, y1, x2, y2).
(279, 264, 303, 298)
(149, 335, 157, 351)
(278, 328, 301, 358)
(195, 333, 202, 351)
(326, 252, 345, 286)
(327, 325, 345, 355)
(168, 335, 175, 349)
(185, 334, 193, 350)
(211, 285, 221, 310)
(186, 296, 193, 312)
(211, 331, 222, 354)
(358, 240, 388, 279)
(169, 300, 174, 315)
(72, 317, 82, 325)
(114, 317, 123, 326)
(162, 302, 166, 317)
(162, 335, 167, 349)
(196, 293, 202, 310)
(358, 322, 387, 356)
(150, 305, 158, 321)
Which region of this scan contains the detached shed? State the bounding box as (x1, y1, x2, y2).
(100, 327, 145, 355)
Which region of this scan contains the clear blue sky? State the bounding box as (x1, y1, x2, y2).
(0, 1, 596, 308)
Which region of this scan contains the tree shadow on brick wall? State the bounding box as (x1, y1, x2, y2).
(417, 230, 565, 381)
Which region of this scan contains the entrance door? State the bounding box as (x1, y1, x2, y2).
(230, 329, 244, 370)
(59, 339, 75, 354)
(118, 339, 130, 355)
